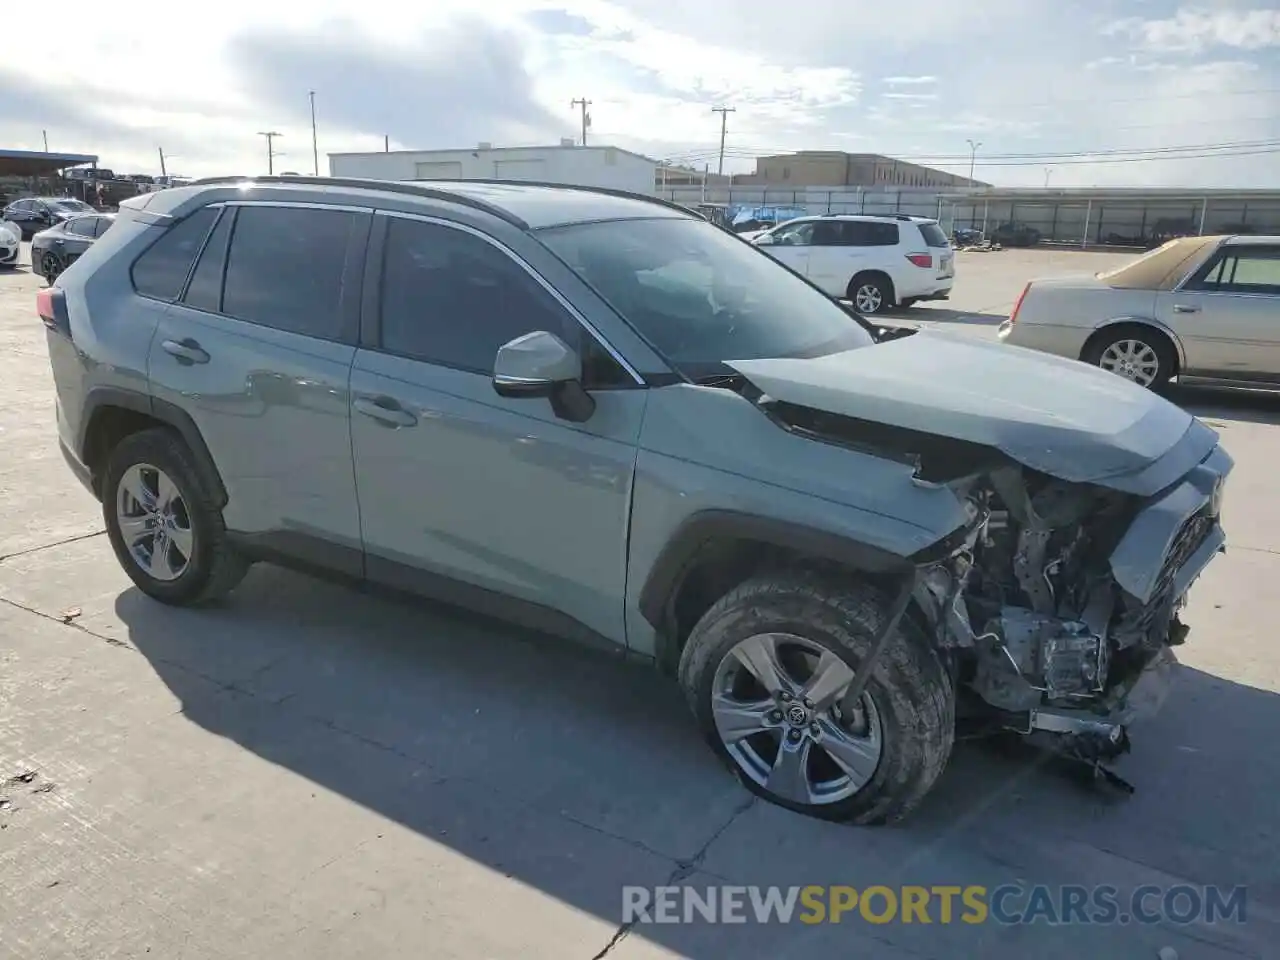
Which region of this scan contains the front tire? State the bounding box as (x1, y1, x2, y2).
(678, 572, 954, 824)
(102, 428, 249, 606)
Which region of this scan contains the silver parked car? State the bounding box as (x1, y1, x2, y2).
(40, 176, 1231, 824)
(998, 234, 1280, 390)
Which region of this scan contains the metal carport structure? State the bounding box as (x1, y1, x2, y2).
(0, 148, 98, 178)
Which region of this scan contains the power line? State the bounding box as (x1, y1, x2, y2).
(933, 84, 1280, 111)
(658, 136, 1280, 165)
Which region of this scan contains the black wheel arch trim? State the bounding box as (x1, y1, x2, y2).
(79, 387, 229, 506)
(638, 510, 915, 667)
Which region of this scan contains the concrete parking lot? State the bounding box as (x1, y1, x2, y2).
(2, 242, 1277, 959)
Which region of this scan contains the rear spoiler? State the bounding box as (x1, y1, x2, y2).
(117, 192, 175, 227)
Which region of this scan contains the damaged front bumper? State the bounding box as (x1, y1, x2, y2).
(945, 440, 1232, 778)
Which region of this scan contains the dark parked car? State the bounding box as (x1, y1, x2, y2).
(990, 222, 1042, 247)
(3, 197, 97, 239)
(32, 213, 115, 282)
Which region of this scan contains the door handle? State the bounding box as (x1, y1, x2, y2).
(1172, 304, 1200, 314)
(354, 395, 417, 428)
(161, 337, 210, 365)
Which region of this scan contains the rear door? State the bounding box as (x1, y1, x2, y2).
(145, 201, 371, 565)
(1157, 242, 1280, 382)
(58, 217, 99, 264)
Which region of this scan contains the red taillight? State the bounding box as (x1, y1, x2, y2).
(906, 253, 933, 269)
(37, 287, 70, 337)
(36, 287, 56, 324)
(1008, 282, 1031, 324)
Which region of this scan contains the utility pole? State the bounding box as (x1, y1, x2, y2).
(1043, 167, 1053, 188)
(570, 98, 592, 145)
(966, 139, 982, 185)
(711, 106, 735, 176)
(258, 131, 282, 175)
(42, 130, 49, 152)
(309, 91, 319, 176)
(158, 147, 168, 177)
(384, 135, 389, 152)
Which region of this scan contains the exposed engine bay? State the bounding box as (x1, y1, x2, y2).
(911, 462, 1226, 786)
(751, 382, 1232, 790)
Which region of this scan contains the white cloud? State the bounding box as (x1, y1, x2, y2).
(0, 0, 1276, 189)
(1106, 7, 1280, 54)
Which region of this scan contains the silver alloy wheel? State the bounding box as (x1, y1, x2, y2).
(854, 283, 884, 314)
(1098, 339, 1160, 386)
(711, 632, 883, 806)
(42, 252, 62, 281)
(115, 463, 194, 582)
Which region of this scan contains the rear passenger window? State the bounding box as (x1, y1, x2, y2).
(867, 223, 899, 246)
(182, 208, 233, 313)
(220, 206, 356, 341)
(131, 206, 219, 301)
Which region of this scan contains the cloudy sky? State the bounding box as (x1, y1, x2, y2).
(3, 0, 1278, 188)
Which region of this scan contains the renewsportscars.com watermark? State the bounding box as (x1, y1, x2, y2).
(622, 884, 1248, 926)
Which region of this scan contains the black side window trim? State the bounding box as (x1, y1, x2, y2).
(130, 204, 222, 305)
(359, 211, 645, 389)
(171, 203, 370, 348)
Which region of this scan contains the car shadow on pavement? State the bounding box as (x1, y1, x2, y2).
(1175, 385, 1280, 427)
(114, 565, 1280, 958)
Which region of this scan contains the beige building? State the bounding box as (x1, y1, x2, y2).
(733, 151, 988, 189)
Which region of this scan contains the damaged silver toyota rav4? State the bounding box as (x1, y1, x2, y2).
(43, 177, 1231, 824)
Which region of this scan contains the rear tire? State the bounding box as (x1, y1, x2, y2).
(847, 274, 893, 316)
(102, 428, 249, 606)
(678, 572, 954, 825)
(1081, 323, 1176, 391)
(41, 252, 63, 284)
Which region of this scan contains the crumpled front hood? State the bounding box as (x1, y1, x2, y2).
(727, 329, 1217, 491)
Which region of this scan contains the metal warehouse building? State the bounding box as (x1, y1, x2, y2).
(939, 187, 1280, 248)
(328, 143, 658, 196)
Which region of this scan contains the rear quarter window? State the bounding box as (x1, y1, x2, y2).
(917, 222, 949, 248)
(130, 206, 220, 301)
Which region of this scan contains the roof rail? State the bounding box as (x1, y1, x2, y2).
(186, 175, 528, 227)
(416, 178, 700, 220)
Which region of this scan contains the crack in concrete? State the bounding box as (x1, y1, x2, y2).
(589, 795, 756, 959)
(0, 594, 130, 648)
(0, 529, 106, 564)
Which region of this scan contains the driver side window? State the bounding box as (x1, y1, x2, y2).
(770, 221, 815, 246)
(377, 217, 630, 387)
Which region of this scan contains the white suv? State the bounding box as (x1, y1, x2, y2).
(751, 214, 955, 315)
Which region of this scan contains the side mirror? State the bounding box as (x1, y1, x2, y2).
(753, 233, 773, 245)
(492, 330, 596, 423)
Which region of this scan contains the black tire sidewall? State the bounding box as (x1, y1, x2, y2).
(102, 430, 219, 605)
(848, 275, 889, 315)
(679, 577, 953, 824)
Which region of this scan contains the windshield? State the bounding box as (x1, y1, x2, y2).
(536, 217, 875, 380)
(51, 199, 92, 212)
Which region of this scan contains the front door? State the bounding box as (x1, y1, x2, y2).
(757, 219, 815, 283)
(145, 202, 370, 567)
(349, 213, 646, 645)
(1157, 242, 1280, 382)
